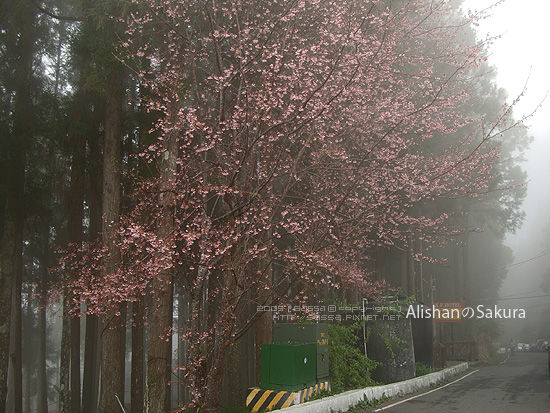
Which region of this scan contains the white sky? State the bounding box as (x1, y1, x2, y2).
(461, 0, 550, 333)
(462, 0, 550, 253)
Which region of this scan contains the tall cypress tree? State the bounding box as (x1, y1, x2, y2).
(0, 0, 37, 409)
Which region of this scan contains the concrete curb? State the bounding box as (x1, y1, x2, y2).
(280, 362, 470, 413)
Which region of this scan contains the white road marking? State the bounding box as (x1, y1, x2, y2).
(374, 369, 480, 411)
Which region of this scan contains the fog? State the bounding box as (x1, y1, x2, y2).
(463, 0, 550, 344)
(3, 1, 550, 410)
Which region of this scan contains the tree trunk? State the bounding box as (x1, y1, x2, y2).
(82, 314, 99, 413)
(176, 289, 188, 406)
(205, 268, 236, 412)
(23, 364, 31, 413)
(187, 286, 205, 403)
(225, 310, 247, 407)
(414, 235, 424, 302)
(59, 112, 87, 413)
(400, 251, 408, 296)
(0, 129, 17, 413)
(13, 216, 23, 413)
(66, 114, 86, 413)
(82, 107, 103, 413)
(254, 312, 272, 382)
(98, 65, 125, 413)
(131, 300, 144, 413)
(37, 305, 48, 413)
(205, 336, 229, 412)
(407, 236, 415, 300)
(59, 301, 71, 413)
(119, 303, 128, 405)
(254, 256, 272, 386)
(0, 0, 34, 408)
(144, 113, 178, 413)
(37, 225, 49, 413)
(70, 309, 81, 413)
(462, 234, 472, 340)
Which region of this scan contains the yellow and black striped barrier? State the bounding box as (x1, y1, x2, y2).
(295, 381, 330, 404)
(246, 382, 331, 412)
(246, 389, 294, 412)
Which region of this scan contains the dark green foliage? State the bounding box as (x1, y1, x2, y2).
(378, 323, 408, 358)
(307, 389, 332, 402)
(415, 362, 432, 377)
(349, 394, 390, 411)
(328, 322, 379, 393)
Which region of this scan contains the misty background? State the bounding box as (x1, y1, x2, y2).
(463, 0, 550, 344)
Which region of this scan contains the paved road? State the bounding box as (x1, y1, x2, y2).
(363, 352, 550, 412)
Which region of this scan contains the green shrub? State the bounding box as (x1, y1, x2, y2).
(350, 394, 390, 411)
(307, 389, 332, 402)
(415, 362, 432, 377)
(328, 322, 379, 393)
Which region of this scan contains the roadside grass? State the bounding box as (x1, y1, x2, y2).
(415, 362, 433, 376)
(430, 376, 452, 388)
(307, 389, 333, 402)
(348, 394, 390, 411)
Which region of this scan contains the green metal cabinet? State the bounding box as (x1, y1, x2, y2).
(260, 343, 317, 391)
(317, 351, 329, 379)
(273, 323, 329, 381)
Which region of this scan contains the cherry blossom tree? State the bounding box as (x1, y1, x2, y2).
(57, 0, 526, 410)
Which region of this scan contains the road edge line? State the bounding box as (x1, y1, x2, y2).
(279, 362, 470, 413)
(373, 369, 480, 411)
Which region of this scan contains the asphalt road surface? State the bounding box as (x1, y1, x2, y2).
(360, 352, 550, 412)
